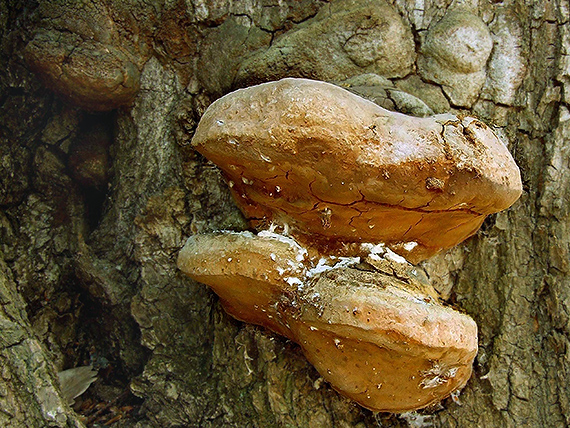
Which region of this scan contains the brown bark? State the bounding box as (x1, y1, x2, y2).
(0, 0, 568, 426)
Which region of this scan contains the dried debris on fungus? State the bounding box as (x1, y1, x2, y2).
(178, 78, 522, 412)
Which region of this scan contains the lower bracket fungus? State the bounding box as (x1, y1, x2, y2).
(177, 78, 522, 412)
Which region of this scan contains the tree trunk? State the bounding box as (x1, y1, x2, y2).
(0, 0, 568, 426)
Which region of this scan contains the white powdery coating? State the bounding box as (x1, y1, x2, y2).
(361, 242, 386, 255)
(216, 230, 307, 268)
(384, 248, 409, 265)
(253, 231, 416, 290)
(334, 256, 362, 268)
(252, 230, 364, 287)
(362, 241, 415, 267)
(361, 242, 412, 265)
(307, 258, 332, 276)
(368, 253, 383, 262)
(285, 277, 303, 287)
(258, 230, 308, 262)
(306, 256, 361, 278)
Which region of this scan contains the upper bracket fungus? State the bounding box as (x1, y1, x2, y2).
(178, 78, 522, 412)
(190, 78, 521, 263)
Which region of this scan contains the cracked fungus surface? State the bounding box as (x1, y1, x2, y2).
(192, 78, 522, 262)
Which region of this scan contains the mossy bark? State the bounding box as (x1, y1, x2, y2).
(0, 0, 569, 426)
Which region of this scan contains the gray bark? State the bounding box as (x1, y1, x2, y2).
(0, 0, 569, 426)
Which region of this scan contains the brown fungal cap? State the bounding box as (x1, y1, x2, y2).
(192, 78, 522, 262)
(177, 231, 477, 412)
(177, 231, 309, 339)
(294, 268, 477, 412)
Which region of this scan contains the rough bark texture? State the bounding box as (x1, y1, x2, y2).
(0, 0, 568, 427)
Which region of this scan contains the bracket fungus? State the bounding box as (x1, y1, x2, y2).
(190, 78, 521, 264)
(178, 78, 522, 412)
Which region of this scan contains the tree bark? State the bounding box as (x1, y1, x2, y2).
(0, 0, 569, 426)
